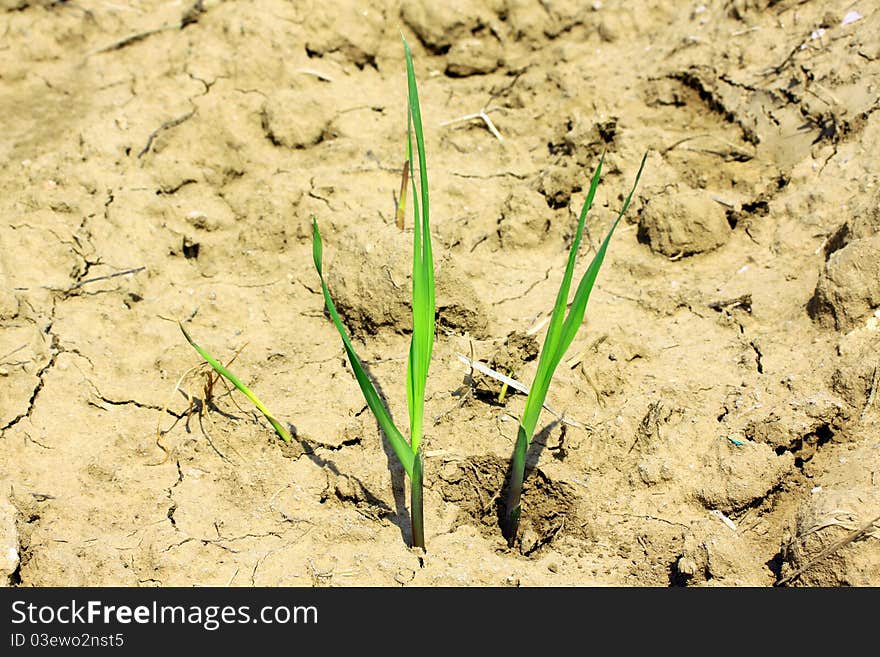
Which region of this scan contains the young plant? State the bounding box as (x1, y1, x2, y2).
(503, 152, 647, 547)
(310, 37, 433, 549)
(178, 322, 293, 443)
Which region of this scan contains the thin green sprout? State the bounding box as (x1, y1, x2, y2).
(178, 322, 293, 443)
(503, 152, 647, 547)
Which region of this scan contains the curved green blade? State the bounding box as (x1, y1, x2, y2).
(311, 218, 415, 478)
(179, 322, 292, 443)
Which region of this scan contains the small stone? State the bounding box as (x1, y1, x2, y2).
(677, 555, 698, 576)
(598, 20, 618, 43)
(438, 462, 462, 483)
(394, 568, 415, 585)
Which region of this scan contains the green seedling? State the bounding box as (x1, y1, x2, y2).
(503, 152, 647, 547)
(311, 36, 434, 550)
(178, 322, 293, 443)
(498, 377, 510, 404)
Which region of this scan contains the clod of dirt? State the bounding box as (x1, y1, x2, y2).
(846, 187, 880, 241)
(491, 331, 538, 374)
(637, 184, 731, 258)
(743, 393, 847, 455)
(503, 0, 593, 41)
(0, 498, 19, 586)
(548, 117, 618, 169)
(536, 161, 579, 209)
(636, 456, 673, 486)
(822, 192, 880, 259)
(261, 89, 334, 149)
(174, 188, 236, 234)
(538, 118, 623, 209)
(598, 14, 631, 44)
(808, 233, 880, 332)
(436, 456, 506, 522)
(695, 441, 793, 512)
(446, 37, 503, 77)
(515, 469, 582, 555)
(779, 444, 880, 586)
(401, 1, 497, 52)
(832, 323, 880, 422)
(302, 2, 384, 68)
(497, 188, 553, 248)
(321, 471, 393, 520)
(325, 224, 489, 337)
(673, 518, 769, 586)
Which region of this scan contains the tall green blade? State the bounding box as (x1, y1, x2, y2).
(403, 35, 434, 456)
(178, 322, 292, 443)
(403, 37, 430, 256)
(312, 218, 415, 477)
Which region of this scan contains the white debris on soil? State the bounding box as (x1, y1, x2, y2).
(841, 11, 863, 27)
(710, 509, 737, 531)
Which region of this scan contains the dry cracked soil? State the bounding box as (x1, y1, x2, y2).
(1, 0, 879, 587)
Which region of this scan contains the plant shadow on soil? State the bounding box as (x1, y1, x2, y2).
(287, 358, 413, 544)
(359, 359, 411, 543)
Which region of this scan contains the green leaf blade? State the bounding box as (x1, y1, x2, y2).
(311, 218, 415, 477)
(403, 35, 434, 455)
(519, 156, 605, 438)
(178, 323, 292, 443)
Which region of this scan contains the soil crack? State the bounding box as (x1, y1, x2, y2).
(90, 2, 210, 57)
(492, 268, 551, 305)
(138, 109, 197, 159)
(750, 340, 764, 375)
(1, 332, 59, 433)
(88, 394, 171, 414)
(165, 460, 184, 530)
